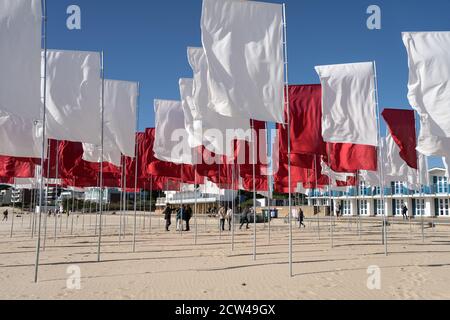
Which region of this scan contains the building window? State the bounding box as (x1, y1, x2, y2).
(375, 200, 385, 216)
(343, 201, 351, 216)
(393, 182, 404, 195)
(438, 199, 450, 217)
(359, 200, 369, 216)
(436, 176, 449, 194)
(414, 199, 425, 216)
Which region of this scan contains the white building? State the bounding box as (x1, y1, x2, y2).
(308, 168, 450, 218)
(156, 180, 237, 212)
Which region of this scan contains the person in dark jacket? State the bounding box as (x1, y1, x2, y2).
(163, 206, 172, 232)
(239, 207, 251, 230)
(2, 210, 8, 222)
(298, 208, 306, 228)
(184, 205, 193, 231)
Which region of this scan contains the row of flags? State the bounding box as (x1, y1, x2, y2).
(0, 0, 450, 197)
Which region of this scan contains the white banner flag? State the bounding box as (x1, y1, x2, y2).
(187, 47, 251, 155)
(403, 32, 450, 157)
(201, 0, 285, 123)
(0, 110, 43, 158)
(45, 50, 102, 145)
(315, 62, 378, 147)
(82, 80, 138, 166)
(154, 99, 192, 165)
(103, 80, 138, 157)
(0, 0, 42, 120)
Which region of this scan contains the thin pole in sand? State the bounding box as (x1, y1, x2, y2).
(119, 156, 124, 242)
(373, 61, 388, 256)
(54, 141, 59, 242)
(149, 177, 153, 233)
(266, 124, 272, 246)
(34, 0, 48, 282)
(96, 50, 106, 262)
(194, 151, 199, 246)
(143, 181, 146, 231)
(282, 3, 294, 277)
(314, 155, 321, 240)
(231, 163, 236, 251)
(10, 179, 16, 238)
(251, 119, 257, 261)
(132, 83, 140, 253)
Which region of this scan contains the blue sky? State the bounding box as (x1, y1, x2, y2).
(46, 0, 450, 168)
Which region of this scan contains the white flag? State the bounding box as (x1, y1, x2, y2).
(82, 80, 137, 166)
(315, 62, 378, 146)
(82, 137, 122, 167)
(103, 80, 137, 157)
(0, 110, 43, 158)
(179, 78, 198, 151)
(154, 100, 192, 165)
(45, 50, 102, 145)
(201, 0, 285, 123)
(187, 47, 251, 156)
(0, 0, 42, 120)
(403, 32, 450, 158)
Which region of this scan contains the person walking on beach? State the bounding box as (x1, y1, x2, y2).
(176, 206, 183, 231)
(218, 205, 227, 231)
(402, 203, 409, 220)
(226, 207, 233, 231)
(337, 204, 342, 218)
(239, 207, 251, 230)
(2, 210, 8, 222)
(184, 205, 192, 232)
(163, 205, 172, 232)
(298, 208, 306, 229)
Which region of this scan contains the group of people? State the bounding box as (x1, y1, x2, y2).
(163, 205, 193, 232)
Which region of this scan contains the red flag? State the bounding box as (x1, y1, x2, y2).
(325, 143, 377, 173)
(0, 156, 36, 178)
(382, 109, 418, 169)
(279, 85, 327, 157)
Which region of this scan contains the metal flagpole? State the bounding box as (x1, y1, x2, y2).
(314, 155, 321, 240)
(326, 144, 334, 249)
(231, 163, 236, 251)
(96, 51, 105, 262)
(251, 120, 257, 261)
(266, 123, 272, 246)
(34, 0, 48, 282)
(414, 112, 426, 243)
(119, 156, 124, 242)
(132, 83, 140, 253)
(143, 181, 146, 230)
(373, 61, 388, 256)
(54, 141, 59, 242)
(282, 3, 293, 277)
(194, 151, 199, 245)
(71, 186, 75, 235)
(149, 177, 153, 233)
(123, 163, 128, 238)
(10, 179, 16, 238)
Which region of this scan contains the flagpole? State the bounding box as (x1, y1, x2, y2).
(194, 152, 199, 245)
(314, 155, 321, 240)
(132, 83, 140, 253)
(231, 163, 236, 251)
(10, 179, 16, 238)
(251, 120, 257, 261)
(266, 123, 272, 246)
(327, 144, 334, 248)
(96, 51, 105, 262)
(149, 177, 153, 233)
(119, 156, 124, 243)
(373, 61, 388, 256)
(54, 141, 59, 242)
(413, 111, 426, 242)
(143, 181, 146, 230)
(34, 0, 48, 282)
(43, 140, 52, 250)
(282, 3, 293, 277)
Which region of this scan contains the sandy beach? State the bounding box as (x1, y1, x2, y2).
(0, 210, 450, 300)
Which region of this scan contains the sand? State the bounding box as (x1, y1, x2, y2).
(0, 209, 450, 300)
